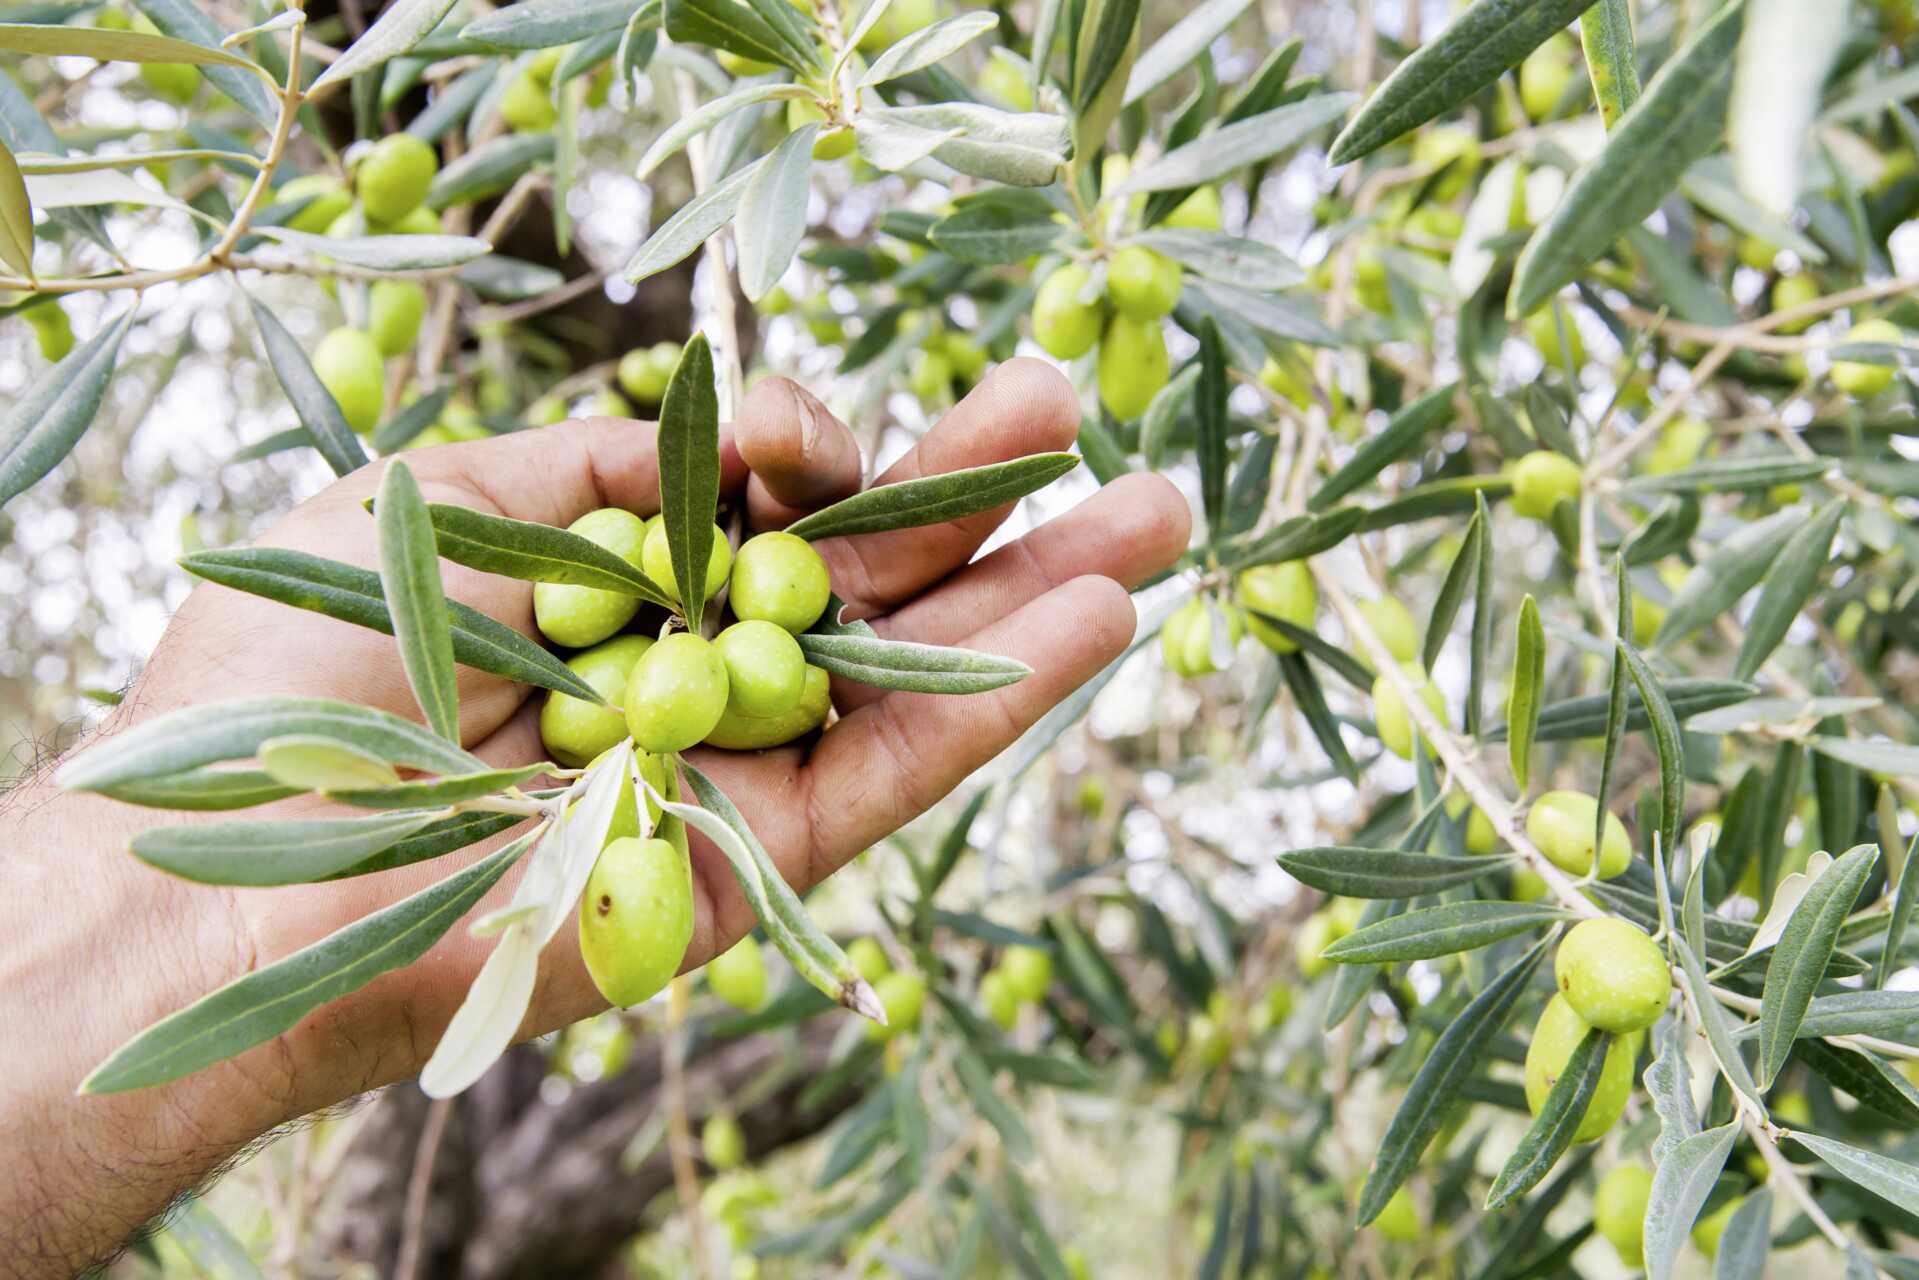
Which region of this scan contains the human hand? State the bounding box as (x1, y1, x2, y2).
(1, 359, 1187, 1274)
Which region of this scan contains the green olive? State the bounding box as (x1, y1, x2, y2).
(714, 620, 806, 718)
(500, 70, 559, 132)
(706, 935, 770, 1012)
(1258, 354, 1314, 408)
(999, 944, 1052, 1004)
(1410, 124, 1480, 200)
(1248, 981, 1295, 1035)
(578, 835, 694, 1007)
(1832, 318, 1903, 398)
(1096, 314, 1171, 421)
(540, 635, 655, 767)
(1357, 596, 1418, 664)
(1593, 1164, 1653, 1268)
(1523, 993, 1633, 1142)
(1187, 1012, 1232, 1067)
(278, 173, 353, 235)
(1032, 263, 1105, 360)
(979, 969, 1019, 1030)
(728, 532, 832, 633)
(1525, 305, 1584, 369)
(1769, 273, 1820, 334)
(786, 97, 855, 160)
(1526, 789, 1632, 879)
(1294, 911, 1341, 979)
(701, 1110, 747, 1171)
(24, 300, 73, 362)
(846, 936, 889, 983)
(533, 508, 651, 647)
(1691, 1195, 1742, 1259)
(368, 279, 427, 358)
(857, 0, 936, 53)
(1236, 561, 1316, 653)
(1371, 1185, 1421, 1243)
(1643, 414, 1713, 475)
(1160, 596, 1242, 676)
(624, 632, 731, 753)
(1518, 33, 1576, 121)
(312, 327, 386, 434)
(357, 134, 438, 227)
(641, 519, 733, 608)
(865, 970, 927, 1040)
(1509, 449, 1582, 521)
(1464, 805, 1498, 855)
(978, 53, 1033, 111)
(1161, 184, 1222, 231)
(1737, 234, 1778, 272)
(617, 345, 672, 404)
(377, 204, 444, 236)
(1555, 917, 1669, 1033)
(1107, 245, 1183, 320)
(704, 663, 832, 750)
(1371, 662, 1447, 759)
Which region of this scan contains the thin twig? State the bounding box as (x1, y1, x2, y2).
(394, 1096, 454, 1280)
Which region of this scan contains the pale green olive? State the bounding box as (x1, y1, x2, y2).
(1555, 917, 1670, 1033)
(1236, 561, 1316, 653)
(1509, 449, 1583, 521)
(1594, 1164, 1653, 1268)
(1371, 662, 1447, 759)
(1096, 314, 1171, 421)
(703, 664, 831, 750)
(706, 935, 770, 1012)
(1523, 993, 1633, 1142)
(578, 835, 694, 1007)
(641, 519, 733, 608)
(533, 508, 651, 647)
(539, 634, 655, 767)
(1832, 318, 1904, 398)
(1107, 245, 1183, 320)
(701, 1110, 747, 1171)
(1526, 789, 1632, 879)
(728, 532, 832, 633)
(1358, 596, 1419, 664)
(624, 632, 731, 753)
(714, 620, 806, 718)
(846, 936, 889, 983)
(368, 279, 427, 358)
(357, 133, 438, 226)
(1033, 264, 1104, 360)
(999, 944, 1052, 1004)
(980, 969, 1019, 1030)
(866, 970, 927, 1040)
(312, 327, 386, 434)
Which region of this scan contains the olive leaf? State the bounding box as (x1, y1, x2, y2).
(1509, 0, 1745, 318)
(247, 298, 370, 479)
(1328, 0, 1598, 163)
(419, 502, 675, 608)
(0, 308, 131, 509)
(0, 19, 267, 69)
(258, 734, 401, 792)
(1120, 94, 1356, 193)
(635, 82, 810, 180)
(1307, 383, 1457, 511)
(1878, 828, 1919, 991)
(1321, 900, 1569, 963)
(795, 633, 1031, 694)
(250, 227, 493, 270)
(1508, 594, 1544, 788)
(928, 189, 1065, 265)
(860, 11, 998, 86)
(1484, 677, 1757, 742)
(181, 548, 604, 704)
(1624, 456, 1832, 497)
(1742, 989, 1919, 1042)
(1794, 1039, 1919, 1126)
(1423, 496, 1483, 669)
(128, 0, 279, 128)
(0, 137, 32, 278)
(1277, 652, 1358, 782)
(1578, 0, 1639, 130)
(100, 768, 301, 813)
(1644, 1014, 1699, 1165)
(1122, 0, 1253, 105)
(1641, 1121, 1740, 1280)
(1223, 506, 1366, 571)
(667, 762, 883, 1020)
(1756, 842, 1880, 1087)
(376, 461, 461, 743)
(1196, 319, 1229, 539)
(656, 333, 721, 629)
(370, 386, 454, 453)
(311, 0, 461, 94)
(1486, 1027, 1608, 1209)
(1790, 1136, 1919, 1217)
(1273, 847, 1506, 898)
(1355, 938, 1549, 1225)
(1132, 228, 1304, 291)
(1733, 496, 1846, 681)
(427, 133, 555, 211)
(326, 764, 548, 811)
(665, 0, 815, 73)
(1616, 636, 1683, 868)
(1672, 934, 1763, 1113)
(463, 0, 645, 49)
(131, 810, 446, 886)
(735, 125, 816, 302)
(80, 830, 534, 1094)
(786, 453, 1079, 541)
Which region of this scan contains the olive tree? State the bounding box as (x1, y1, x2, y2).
(4, 0, 1919, 1275)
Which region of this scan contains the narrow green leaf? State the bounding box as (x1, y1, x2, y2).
(463, 0, 643, 48)
(657, 333, 721, 629)
(80, 832, 531, 1093)
(311, 0, 461, 94)
(1355, 938, 1549, 1225)
(1809, 736, 1919, 778)
(330, 809, 530, 879)
(1422, 499, 1483, 669)
(860, 11, 998, 86)
(734, 125, 814, 302)
(131, 811, 444, 886)
(1247, 610, 1372, 691)
(1122, 0, 1252, 104)
(1486, 1027, 1608, 1209)
(1322, 900, 1568, 963)
(376, 461, 460, 742)
(928, 188, 1064, 265)
(252, 226, 492, 270)
(665, 0, 812, 73)
(248, 298, 370, 479)
(1644, 1013, 1699, 1164)
(0, 308, 130, 507)
(1642, 1121, 1740, 1280)
(786, 453, 1079, 541)
(129, 0, 278, 128)
(95, 767, 300, 812)
(328, 764, 548, 811)
(1750, 989, 1919, 1041)
(0, 137, 32, 277)
(181, 548, 604, 704)
(1307, 382, 1456, 511)
(56, 696, 484, 793)
(371, 386, 454, 453)
(1616, 637, 1683, 866)
(1275, 846, 1505, 898)
(1328, 0, 1595, 163)
(1509, 1, 1745, 317)
(258, 734, 401, 792)
(1072, 0, 1141, 150)
(1712, 1187, 1771, 1280)
(1733, 496, 1846, 681)
(0, 19, 263, 68)
(1223, 506, 1366, 570)
(1508, 594, 1544, 789)
(1793, 1039, 1919, 1125)
(426, 132, 555, 211)
(1672, 934, 1763, 1111)
(1791, 1135, 1919, 1210)
(1878, 828, 1919, 991)
(1119, 93, 1356, 193)
(1277, 651, 1358, 781)
(162, 1197, 267, 1280)
(1624, 455, 1832, 497)
(1756, 843, 1880, 1086)
(1578, 0, 1639, 130)
(795, 633, 1031, 694)
(1486, 678, 1759, 742)
(1196, 319, 1228, 539)
(421, 503, 675, 607)
(636, 82, 807, 180)
(1132, 228, 1303, 290)
(1466, 492, 1494, 736)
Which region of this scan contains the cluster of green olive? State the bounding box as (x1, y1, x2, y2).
(975, 943, 1051, 1030)
(1029, 184, 1222, 421)
(1523, 917, 1669, 1141)
(1159, 559, 1329, 678)
(1165, 981, 1297, 1073)
(612, 341, 690, 413)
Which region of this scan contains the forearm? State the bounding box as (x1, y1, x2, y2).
(0, 778, 287, 1278)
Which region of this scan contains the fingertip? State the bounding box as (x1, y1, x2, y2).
(1102, 472, 1194, 570)
(735, 377, 860, 507)
(1051, 573, 1137, 667)
(987, 356, 1082, 451)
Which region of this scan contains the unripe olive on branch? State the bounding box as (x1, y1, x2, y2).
(501, 71, 559, 132)
(1832, 318, 1904, 398)
(979, 969, 1019, 1030)
(130, 13, 200, 103)
(846, 936, 889, 984)
(729, 532, 832, 633)
(1593, 1163, 1653, 1268)
(865, 970, 926, 1040)
(1358, 596, 1418, 664)
(707, 935, 770, 1012)
(1518, 33, 1576, 122)
(1737, 234, 1778, 272)
(1187, 1012, 1232, 1067)
(1248, 981, 1295, 1035)
(787, 97, 855, 160)
(533, 508, 651, 647)
(357, 133, 438, 227)
(1032, 263, 1104, 361)
(703, 663, 831, 750)
(624, 632, 731, 753)
(541, 634, 655, 766)
(1691, 1195, 1743, 1259)
(857, 0, 936, 53)
(1236, 561, 1316, 653)
(23, 300, 73, 362)
(368, 280, 427, 358)
(1160, 596, 1241, 677)
(1555, 917, 1669, 1033)
(312, 327, 386, 435)
(578, 835, 694, 1007)
(999, 944, 1051, 1004)
(617, 341, 679, 404)
(1643, 414, 1713, 475)
(1162, 184, 1223, 231)
(1294, 910, 1346, 979)
(1371, 1185, 1421, 1243)
(1097, 315, 1171, 420)
(1107, 245, 1183, 320)
(1258, 354, 1314, 409)
(1464, 804, 1497, 855)
(1523, 994, 1633, 1142)
(1769, 273, 1820, 333)
(277, 173, 353, 235)
(1370, 662, 1447, 759)
(1525, 305, 1583, 369)
(908, 349, 954, 401)
(979, 53, 1033, 112)
(713, 619, 805, 719)
(1403, 204, 1463, 256)
(642, 518, 733, 607)
(701, 1110, 747, 1171)
(1410, 124, 1481, 201)
(1509, 449, 1582, 521)
(1526, 789, 1631, 879)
